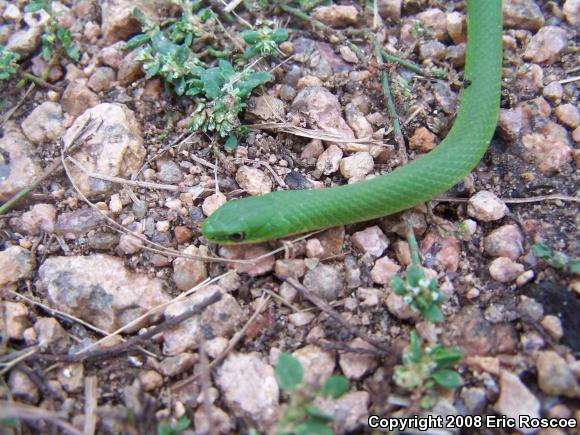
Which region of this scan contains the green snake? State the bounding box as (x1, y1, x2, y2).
(202, 0, 502, 244)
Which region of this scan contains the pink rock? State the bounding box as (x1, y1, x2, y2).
(351, 225, 389, 257)
(370, 257, 401, 285)
(523, 26, 568, 65)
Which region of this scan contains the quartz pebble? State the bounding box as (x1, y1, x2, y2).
(467, 191, 508, 222)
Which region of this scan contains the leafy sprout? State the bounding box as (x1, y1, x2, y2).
(156, 417, 190, 435)
(394, 331, 462, 409)
(532, 242, 579, 274)
(0, 47, 20, 81)
(275, 352, 349, 435)
(240, 26, 288, 59)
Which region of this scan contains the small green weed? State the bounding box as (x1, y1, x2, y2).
(25, 0, 80, 61)
(275, 352, 349, 435)
(532, 242, 579, 274)
(394, 331, 462, 409)
(157, 416, 190, 435)
(391, 223, 445, 323)
(240, 26, 288, 59)
(0, 46, 20, 81)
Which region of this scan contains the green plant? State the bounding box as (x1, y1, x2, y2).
(532, 242, 580, 274)
(25, 0, 79, 61)
(0, 46, 20, 81)
(391, 223, 445, 323)
(157, 416, 190, 435)
(240, 26, 288, 59)
(394, 331, 462, 409)
(275, 352, 349, 435)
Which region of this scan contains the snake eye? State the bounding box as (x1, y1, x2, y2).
(228, 232, 246, 242)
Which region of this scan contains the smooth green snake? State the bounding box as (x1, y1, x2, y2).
(202, 0, 502, 244)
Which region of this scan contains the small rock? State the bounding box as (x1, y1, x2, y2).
(516, 270, 535, 286)
(247, 95, 285, 122)
(345, 104, 373, 139)
(117, 50, 145, 85)
(312, 5, 359, 28)
(55, 208, 104, 238)
(159, 353, 196, 377)
(409, 127, 437, 152)
(296, 76, 323, 88)
(339, 152, 374, 181)
(156, 160, 183, 184)
(356, 287, 381, 307)
(292, 345, 335, 387)
(433, 81, 459, 114)
(393, 240, 412, 266)
(503, 0, 544, 31)
(555, 104, 579, 129)
(436, 236, 460, 273)
(220, 244, 275, 277)
(306, 239, 325, 258)
(9, 369, 39, 403)
(216, 353, 279, 425)
(21, 102, 64, 145)
(446, 43, 466, 68)
(138, 370, 163, 391)
(61, 79, 99, 117)
(275, 259, 306, 279)
(34, 317, 69, 353)
(174, 226, 193, 245)
(206, 337, 229, 359)
(338, 338, 377, 380)
(88, 67, 116, 92)
(303, 264, 344, 301)
(3, 4, 22, 22)
(370, 257, 400, 285)
(461, 387, 487, 414)
(466, 356, 500, 376)
(489, 258, 525, 283)
(467, 191, 508, 222)
(301, 139, 324, 159)
(163, 286, 242, 355)
(543, 81, 563, 104)
(515, 63, 544, 97)
(564, 0, 580, 25)
(316, 145, 344, 175)
(194, 406, 233, 434)
(289, 312, 315, 327)
(484, 224, 523, 260)
(5, 23, 44, 58)
(101, 0, 162, 44)
(517, 295, 544, 321)
(315, 391, 368, 433)
(416, 8, 448, 41)
(279, 84, 296, 101)
(419, 40, 447, 61)
(522, 122, 572, 174)
(0, 246, 32, 287)
(100, 42, 125, 69)
(541, 315, 563, 341)
(339, 45, 358, 63)
(202, 193, 226, 216)
(377, 0, 401, 21)
(58, 363, 84, 393)
(523, 26, 568, 65)
(117, 233, 143, 255)
(494, 371, 540, 434)
(3, 302, 29, 340)
(446, 12, 466, 44)
(89, 232, 118, 250)
(235, 166, 272, 196)
(39, 254, 169, 332)
(173, 245, 208, 291)
(497, 108, 522, 141)
(536, 351, 579, 398)
(62, 103, 145, 198)
(386, 291, 419, 320)
(21, 203, 56, 235)
(351, 226, 389, 257)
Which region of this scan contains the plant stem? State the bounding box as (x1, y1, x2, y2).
(278, 3, 329, 31)
(381, 49, 447, 80)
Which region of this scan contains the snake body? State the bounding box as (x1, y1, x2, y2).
(202, 0, 502, 244)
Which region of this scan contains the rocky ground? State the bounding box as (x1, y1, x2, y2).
(0, 0, 579, 434)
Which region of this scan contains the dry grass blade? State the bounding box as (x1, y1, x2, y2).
(0, 401, 82, 435)
(83, 376, 98, 435)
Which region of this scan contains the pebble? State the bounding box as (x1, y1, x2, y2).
(489, 258, 525, 283)
(279, 84, 296, 101)
(541, 315, 563, 341)
(156, 160, 183, 184)
(555, 104, 579, 129)
(62, 103, 145, 198)
(274, 259, 306, 279)
(235, 166, 272, 196)
(416, 8, 448, 41)
(39, 254, 169, 332)
(88, 66, 116, 92)
(220, 244, 275, 277)
(393, 240, 412, 266)
(301, 139, 325, 159)
(312, 5, 359, 28)
(172, 245, 208, 291)
(461, 387, 487, 414)
(483, 225, 523, 261)
(0, 123, 42, 202)
(356, 287, 381, 307)
(339, 45, 358, 64)
(516, 270, 535, 286)
(377, 0, 401, 21)
(543, 81, 563, 104)
(3, 302, 29, 340)
(296, 75, 323, 88)
(163, 286, 242, 355)
(289, 312, 315, 327)
(5, 18, 45, 57)
(19, 203, 56, 235)
(174, 226, 193, 245)
(159, 353, 196, 377)
(58, 363, 84, 393)
(303, 264, 344, 301)
(386, 291, 419, 320)
(116, 233, 143, 255)
(345, 104, 374, 139)
(61, 79, 99, 116)
(433, 81, 459, 114)
(409, 127, 437, 152)
(515, 63, 544, 97)
(88, 232, 118, 250)
(446, 43, 466, 68)
(351, 226, 389, 257)
(138, 370, 163, 392)
(3, 4, 21, 21)
(338, 338, 377, 380)
(522, 122, 572, 174)
(467, 191, 508, 222)
(206, 337, 229, 359)
(292, 345, 335, 387)
(21, 102, 64, 145)
(494, 371, 540, 434)
(0, 246, 33, 287)
(9, 369, 39, 404)
(564, 0, 580, 25)
(370, 257, 401, 285)
(446, 12, 466, 44)
(497, 108, 522, 141)
(55, 208, 104, 238)
(339, 152, 374, 181)
(517, 295, 544, 321)
(536, 351, 579, 398)
(306, 238, 325, 258)
(216, 353, 279, 425)
(247, 95, 285, 122)
(202, 192, 226, 216)
(316, 145, 343, 175)
(503, 0, 545, 31)
(101, 0, 160, 44)
(524, 26, 568, 65)
(34, 317, 69, 353)
(314, 391, 369, 433)
(279, 282, 298, 304)
(194, 406, 233, 434)
(418, 40, 447, 61)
